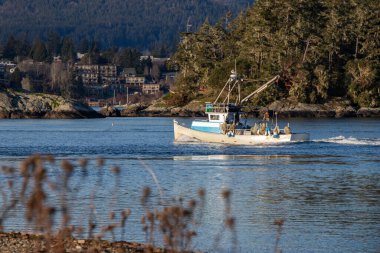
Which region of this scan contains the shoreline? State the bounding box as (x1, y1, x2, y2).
(1, 89, 379, 119)
(1, 107, 379, 119)
(99, 106, 380, 118)
(99, 97, 380, 118)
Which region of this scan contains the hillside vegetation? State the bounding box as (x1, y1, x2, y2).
(0, 0, 253, 51)
(169, 0, 380, 108)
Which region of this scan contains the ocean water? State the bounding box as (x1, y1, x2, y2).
(0, 117, 379, 253)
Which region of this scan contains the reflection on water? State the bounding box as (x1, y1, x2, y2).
(0, 118, 379, 252)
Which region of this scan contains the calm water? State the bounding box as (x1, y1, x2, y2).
(0, 117, 379, 253)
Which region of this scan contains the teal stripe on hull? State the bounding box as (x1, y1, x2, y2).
(191, 126, 220, 133)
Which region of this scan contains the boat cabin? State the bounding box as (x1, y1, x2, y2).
(205, 103, 240, 123)
(190, 103, 241, 134)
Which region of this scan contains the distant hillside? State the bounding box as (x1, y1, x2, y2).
(0, 0, 254, 51)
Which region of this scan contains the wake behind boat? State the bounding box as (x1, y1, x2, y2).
(173, 71, 310, 145)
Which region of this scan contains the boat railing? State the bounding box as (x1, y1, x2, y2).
(205, 103, 228, 113)
(205, 103, 240, 113)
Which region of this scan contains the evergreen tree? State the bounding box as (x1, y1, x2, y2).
(46, 32, 62, 58)
(3, 36, 17, 60)
(116, 48, 142, 69)
(30, 39, 48, 62)
(60, 70, 84, 99)
(169, 0, 379, 107)
(61, 37, 76, 62)
(9, 68, 22, 90)
(77, 38, 90, 54)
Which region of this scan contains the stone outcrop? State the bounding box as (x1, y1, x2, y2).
(356, 107, 380, 117)
(0, 90, 103, 119)
(265, 98, 360, 118)
(99, 105, 121, 117)
(101, 102, 207, 117)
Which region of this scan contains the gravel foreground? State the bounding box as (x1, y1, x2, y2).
(0, 232, 165, 253)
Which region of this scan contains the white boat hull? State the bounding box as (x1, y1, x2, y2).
(174, 120, 309, 145)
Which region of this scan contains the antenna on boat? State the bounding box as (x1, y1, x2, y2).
(234, 59, 241, 104)
(186, 17, 192, 33)
(275, 112, 278, 127)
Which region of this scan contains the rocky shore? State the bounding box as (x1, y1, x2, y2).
(100, 98, 380, 118)
(2, 89, 378, 119)
(0, 232, 163, 253)
(0, 90, 103, 119)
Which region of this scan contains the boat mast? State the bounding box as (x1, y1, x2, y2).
(213, 71, 237, 104)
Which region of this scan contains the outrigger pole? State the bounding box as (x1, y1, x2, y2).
(213, 72, 280, 106)
(240, 75, 280, 104)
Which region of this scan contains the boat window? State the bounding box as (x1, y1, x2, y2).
(205, 104, 213, 112)
(210, 115, 220, 121)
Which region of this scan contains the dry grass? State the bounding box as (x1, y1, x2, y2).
(0, 155, 284, 253)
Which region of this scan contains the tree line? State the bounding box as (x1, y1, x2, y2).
(0, 0, 253, 52)
(1, 33, 145, 66)
(169, 0, 380, 108)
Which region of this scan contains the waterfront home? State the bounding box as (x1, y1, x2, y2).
(142, 83, 160, 94)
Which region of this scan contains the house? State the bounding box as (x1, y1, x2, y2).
(75, 64, 100, 86)
(53, 56, 62, 62)
(121, 67, 144, 87)
(162, 71, 177, 80)
(142, 83, 160, 94)
(0, 64, 5, 78)
(77, 53, 85, 60)
(123, 68, 136, 77)
(0, 60, 16, 80)
(75, 64, 119, 86)
(99, 65, 118, 85)
(0, 60, 16, 67)
(140, 56, 169, 64)
(125, 76, 145, 87)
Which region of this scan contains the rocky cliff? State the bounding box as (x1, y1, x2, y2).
(0, 90, 103, 119)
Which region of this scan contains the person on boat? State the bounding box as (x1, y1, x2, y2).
(265, 124, 270, 136)
(259, 123, 266, 135)
(263, 111, 270, 121)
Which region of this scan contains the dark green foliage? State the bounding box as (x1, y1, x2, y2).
(0, 0, 253, 52)
(46, 32, 62, 58)
(30, 39, 48, 62)
(60, 37, 76, 63)
(116, 48, 142, 69)
(166, 74, 200, 106)
(9, 68, 22, 90)
(60, 72, 85, 99)
(2, 36, 31, 60)
(77, 38, 90, 54)
(170, 0, 380, 107)
(347, 59, 380, 107)
(3, 36, 17, 60)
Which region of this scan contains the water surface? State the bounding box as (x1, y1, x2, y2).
(0, 117, 379, 252)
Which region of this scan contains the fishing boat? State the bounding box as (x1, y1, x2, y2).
(173, 71, 310, 145)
